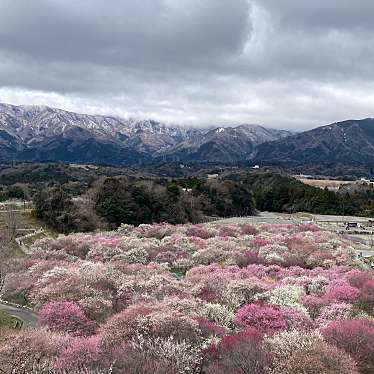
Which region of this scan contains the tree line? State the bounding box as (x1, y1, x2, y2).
(31, 171, 374, 234)
(33, 176, 256, 233)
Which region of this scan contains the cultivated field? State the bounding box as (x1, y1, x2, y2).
(296, 177, 374, 191)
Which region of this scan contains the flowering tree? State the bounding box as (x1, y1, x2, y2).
(234, 303, 286, 333)
(321, 319, 374, 373)
(316, 303, 353, 326)
(325, 280, 360, 302)
(0, 221, 371, 373)
(55, 336, 103, 370)
(358, 279, 374, 312)
(203, 328, 269, 374)
(39, 301, 95, 336)
(273, 341, 358, 374)
(265, 329, 358, 374)
(0, 329, 65, 373)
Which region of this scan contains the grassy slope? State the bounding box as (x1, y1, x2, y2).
(0, 310, 22, 329)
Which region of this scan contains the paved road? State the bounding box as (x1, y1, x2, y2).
(213, 212, 300, 225)
(0, 209, 34, 213)
(359, 250, 374, 258)
(0, 302, 37, 327)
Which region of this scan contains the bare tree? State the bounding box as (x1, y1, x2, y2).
(5, 204, 18, 240)
(0, 228, 12, 297)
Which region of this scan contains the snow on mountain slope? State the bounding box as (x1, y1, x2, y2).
(0, 103, 291, 165)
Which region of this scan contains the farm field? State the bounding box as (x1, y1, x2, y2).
(0, 220, 373, 373)
(295, 177, 355, 190)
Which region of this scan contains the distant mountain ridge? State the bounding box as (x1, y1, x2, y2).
(0, 103, 291, 165)
(2, 103, 373, 170)
(161, 125, 290, 163)
(254, 118, 374, 166)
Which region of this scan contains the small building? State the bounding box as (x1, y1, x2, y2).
(359, 177, 371, 183)
(207, 174, 219, 179)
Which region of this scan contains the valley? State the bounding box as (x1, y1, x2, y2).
(2, 1, 374, 373)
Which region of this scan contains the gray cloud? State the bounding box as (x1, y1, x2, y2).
(261, 0, 374, 31)
(0, 0, 374, 130)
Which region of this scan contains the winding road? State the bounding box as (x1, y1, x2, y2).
(0, 302, 37, 328)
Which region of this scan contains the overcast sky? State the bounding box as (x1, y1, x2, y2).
(1, 0, 374, 130)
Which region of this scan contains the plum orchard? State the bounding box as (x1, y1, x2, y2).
(1, 222, 373, 373)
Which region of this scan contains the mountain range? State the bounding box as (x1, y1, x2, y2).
(0, 103, 290, 165)
(0, 103, 373, 169)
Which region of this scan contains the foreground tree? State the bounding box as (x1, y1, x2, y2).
(39, 301, 95, 336)
(203, 328, 269, 374)
(321, 319, 374, 374)
(266, 329, 358, 374)
(0, 329, 64, 373)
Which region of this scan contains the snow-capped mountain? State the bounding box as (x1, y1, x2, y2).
(0, 103, 202, 152)
(161, 124, 291, 163)
(0, 103, 291, 165)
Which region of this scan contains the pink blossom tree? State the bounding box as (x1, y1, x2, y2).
(39, 301, 95, 336)
(203, 328, 269, 374)
(325, 280, 360, 302)
(321, 319, 374, 374)
(234, 303, 286, 333)
(55, 335, 104, 370)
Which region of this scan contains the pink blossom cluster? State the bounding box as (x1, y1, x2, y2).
(30, 222, 358, 270)
(1, 222, 373, 373)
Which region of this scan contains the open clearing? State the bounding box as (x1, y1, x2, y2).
(295, 177, 374, 191)
(0, 201, 55, 257)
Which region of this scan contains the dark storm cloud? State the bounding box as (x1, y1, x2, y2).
(0, 0, 374, 129)
(0, 0, 251, 69)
